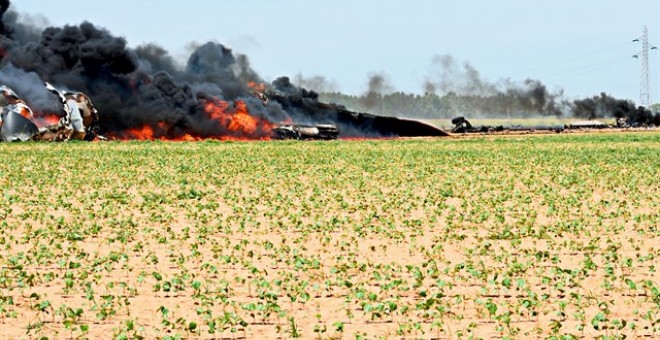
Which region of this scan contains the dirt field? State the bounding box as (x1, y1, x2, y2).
(0, 133, 658, 339)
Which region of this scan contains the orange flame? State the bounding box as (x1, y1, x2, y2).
(202, 97, 273, 139)
(31, 112, 63, 128)
(247, 81, 266, 93)
(19, 107, 32, 120)
(181, 134, 200, 141)
(108, 96, 274, 141)
(126, 125, 155, 140)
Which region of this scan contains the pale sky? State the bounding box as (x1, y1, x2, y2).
(11, 0, 660, 103)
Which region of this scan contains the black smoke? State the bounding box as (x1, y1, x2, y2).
(573, 93, 660, 126)
(268, 76, 446, 137)
(0, 0, 9, 36)
(419, 54, 660, 125)
(0, 1, 277, 139)
(423, 54, 565, 117)
(0, 1, 447, 139)
(292, 73, 337, 93)
(360, 72, 393, 109)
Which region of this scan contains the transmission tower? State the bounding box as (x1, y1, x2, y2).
(633, 26, 657, 107)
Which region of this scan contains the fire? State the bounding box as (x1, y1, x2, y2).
(108, 96, 273, 141)
(202, 97, 273, 139)
(181, 134, 199, 141)
(19, 107, 32, 119)
(247, 81, 270, 105)
(247, 81, 266, 93)
(126, 125, 155, 140)
(32, 112, 63, 128)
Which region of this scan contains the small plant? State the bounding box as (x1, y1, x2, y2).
(287, 316, 301, 338)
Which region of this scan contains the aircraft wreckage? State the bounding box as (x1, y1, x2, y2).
(448, 115, 659, 135)
(260, 85, 448, 140)
(0, 83, 100, 142)
(0, 82, 448, 142)
(271, 124, 340, 140)
(2, 81, 656, 142)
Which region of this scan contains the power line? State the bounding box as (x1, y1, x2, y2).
(545, 56, 632, 83)
(541, 55, 631, 80)
(510, 41, 633, 76)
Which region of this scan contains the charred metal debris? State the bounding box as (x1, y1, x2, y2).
(263, 82, 449, 139)
(271, 124, 339, 140)
(449, 115, 659, 135)
(0, 83, 101, 142)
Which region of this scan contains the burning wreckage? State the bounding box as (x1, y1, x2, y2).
(271, 124, 339, 140)
(0, 1, 659, 142)
(0, 0, 447, 144)
(450, 116, 562, 134)
(0, 76, 447, 142)
(0, 83, 99, 142)
(261, 80, 448, 140)
(449, 114, 660, 135)
(0, 71, 655, 142)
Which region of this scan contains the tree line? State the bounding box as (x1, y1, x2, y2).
(318, 91, 559, 119)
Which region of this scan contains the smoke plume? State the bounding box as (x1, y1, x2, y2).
(423, 54, 565, 117)
(292, 73, 338, 93)
(0, 1, 440, 139)
(0, 8, 281, 139)
(0, 1, 656, 139)
(417, 54, 660, 124)
(360, 72, 394, 109)
(573, 93, 660, 126)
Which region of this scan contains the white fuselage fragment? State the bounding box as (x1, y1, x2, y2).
(66, 99, 85, 133)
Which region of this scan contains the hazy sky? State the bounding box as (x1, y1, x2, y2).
(11, 0, 660, 103)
